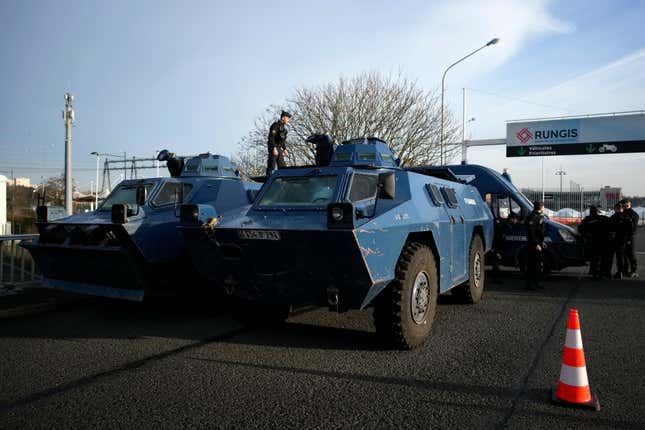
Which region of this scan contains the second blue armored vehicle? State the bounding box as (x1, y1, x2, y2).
(23, 151, 260, 301)
(179, 138, 494, 349)
(408, 164, 587, 274)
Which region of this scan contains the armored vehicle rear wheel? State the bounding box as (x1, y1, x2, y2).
(373, 242, 438, 350)
(233, 300, 291, 326)
(453, 235, 485, 304)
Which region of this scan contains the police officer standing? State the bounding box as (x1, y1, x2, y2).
(525, 201, 547, 290)
(306, 133, 335, 166)
(620, 199, 639, 277)
(578, 206, 610, 279)
(266, 111, 291, 176)
(609, 202, 632, 279)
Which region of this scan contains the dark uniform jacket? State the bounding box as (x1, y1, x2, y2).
(267, 121, 287, 151)
(578, 214, 610, 245)
(610, 212, 633, 242)
(623, 208, 640, 234)
(525, 210, 546, 246)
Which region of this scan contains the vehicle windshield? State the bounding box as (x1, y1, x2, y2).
(98, 184, 155, 211)
(258, 176, 338, 207)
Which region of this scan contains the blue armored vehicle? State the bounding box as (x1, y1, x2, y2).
(179, 138, 493, 349)
(408, 164, 586, 274)
(23, 151, 260, 301)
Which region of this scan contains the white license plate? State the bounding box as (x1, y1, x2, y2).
(237, 230, 281, 240)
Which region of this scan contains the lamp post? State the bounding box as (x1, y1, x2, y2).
(90, 152, 100, 206)
(440, 37, 499, 165)
(555, 166, 566, 194)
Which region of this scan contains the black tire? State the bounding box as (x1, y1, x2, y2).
(373, 242, 438, 350)
(453, 235, 485, 304)
(232, 300, 291, 327)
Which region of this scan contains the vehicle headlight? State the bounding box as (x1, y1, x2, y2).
(331, 207, 344, 221)
(558, 228, 576, 243)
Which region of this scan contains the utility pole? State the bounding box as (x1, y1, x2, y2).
(63, 93, 75, 216)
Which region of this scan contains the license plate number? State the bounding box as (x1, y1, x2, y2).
(237, 230, 281, 240)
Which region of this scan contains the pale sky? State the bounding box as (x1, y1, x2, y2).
(1, 0, 644, 194)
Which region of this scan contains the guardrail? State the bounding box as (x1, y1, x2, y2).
(0, 234, 41, 287)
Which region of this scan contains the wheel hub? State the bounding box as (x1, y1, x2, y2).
(411, 271, 430, 324)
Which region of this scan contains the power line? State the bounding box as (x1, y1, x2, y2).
(465, 87, 576, 113)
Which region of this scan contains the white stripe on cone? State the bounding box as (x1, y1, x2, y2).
(565, 329, 583, 349)
(559, 363, 590, 387)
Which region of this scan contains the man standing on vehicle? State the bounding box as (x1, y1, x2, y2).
(266, 111, 291, 176)
(525, 201, 547, 290)
(620, 199, 639, 278)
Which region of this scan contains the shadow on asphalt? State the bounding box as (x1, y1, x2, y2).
(182, 355, 644, 429)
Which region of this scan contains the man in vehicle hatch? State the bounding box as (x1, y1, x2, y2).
(266, 110, 291, 176)
(578, 206, 610, 279)
(525, 201, 547, 290)
(620, 199, 639, 278)
(306, 133, 335, 166)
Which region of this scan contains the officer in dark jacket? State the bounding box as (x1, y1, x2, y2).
(490, 211, 519, 283)
(578, 206, 611, 279)
(524, 201, 547, 290)
(306, 133, 335, 166)
(266, 111, 291, 176)
(620, 199, 639, 277)
(609, 203, 632, 279)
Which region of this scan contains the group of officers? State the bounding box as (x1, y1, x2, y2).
(579, 199, 640, 280)
(520, 199, 639, 290)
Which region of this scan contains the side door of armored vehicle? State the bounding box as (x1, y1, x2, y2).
(486, 192, 526, 266)
(440, 186, 468, 283)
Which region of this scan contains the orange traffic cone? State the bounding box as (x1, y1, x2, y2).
(552, 309, 600, 410)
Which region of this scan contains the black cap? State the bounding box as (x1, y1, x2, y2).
(619, 198, 629, 204)
(281, 110, 292, 118)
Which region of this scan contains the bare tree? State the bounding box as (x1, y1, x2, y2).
(234, 71, 461, 176)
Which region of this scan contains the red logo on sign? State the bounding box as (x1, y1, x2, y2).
(516, 128, 533, 144)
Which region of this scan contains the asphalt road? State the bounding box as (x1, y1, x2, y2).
(1, 249, 644, 428)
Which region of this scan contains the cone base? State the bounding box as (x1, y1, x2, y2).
(551, 387, 600, 411)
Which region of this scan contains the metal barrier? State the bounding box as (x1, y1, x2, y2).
(0, 234, 41, 287)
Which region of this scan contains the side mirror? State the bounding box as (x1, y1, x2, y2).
(136, 186, 147, 206)
(111, 204, 128, 224)
(378, 172, 396, 199)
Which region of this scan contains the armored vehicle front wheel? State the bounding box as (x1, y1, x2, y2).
(453, 235, 485, 304)
(373, 242, 438, 350)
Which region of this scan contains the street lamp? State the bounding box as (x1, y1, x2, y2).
(555, 166, 566, 194)
(90, 152, 100, 207)
(440, 37, 499, 165)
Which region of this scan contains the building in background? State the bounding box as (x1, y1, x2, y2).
(521, 186, 622, 214)
(14, 177, 32, 188)
(0, 174, 9, 234)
